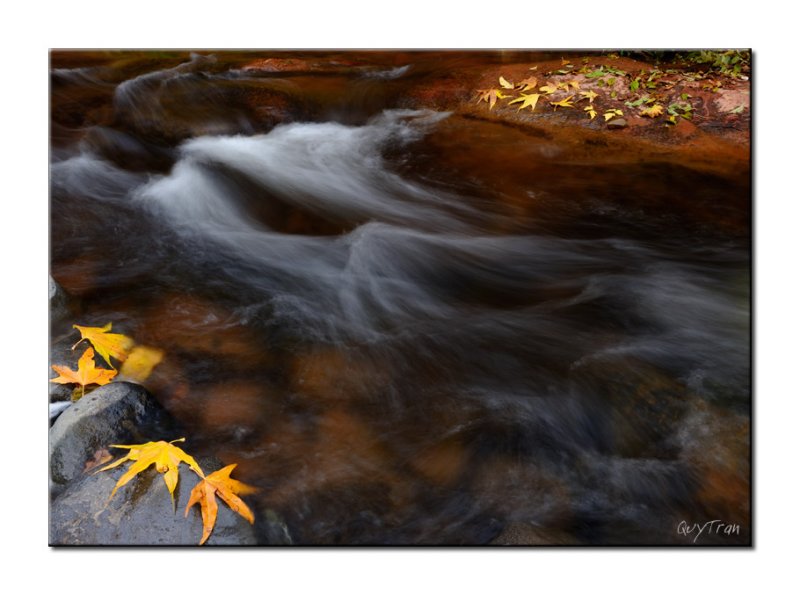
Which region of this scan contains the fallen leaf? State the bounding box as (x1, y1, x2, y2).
(584, 106, 597, 120)
(476, 88, 508, 110)
(51, 347, 117, 399)
(516, 76, 538, 91)
(625, 96, 648, 108)
(119, 345, 164, 383)
(578, 90, 598, 103)
(550, 96, 575, 109)
(566, 80, 581, 90)
(508, 93, 541, 111)
(185, 464, 258, 545)
(730, 105, 745, 114)
(603, 108, 624, 122)
(499, 76, 514, 89)
(84, 448, 113, 473)
(539, 82, 559, 95)
(98, 438, 205, 504)
(72, 323, 134, 368)
(640, 104, 665, 118)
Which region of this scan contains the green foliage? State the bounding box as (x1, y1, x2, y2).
(685, 50, 750, 78)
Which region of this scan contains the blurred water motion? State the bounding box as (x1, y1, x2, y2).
(50, 51, 750, 545)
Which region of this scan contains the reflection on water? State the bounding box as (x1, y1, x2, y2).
(50, 51, 750, 544)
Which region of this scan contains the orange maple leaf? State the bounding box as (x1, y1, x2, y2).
(51, 347, 117, 399)
(515, 76, 538, 91)
(185, 464, 258, 545)
(476, 88, 508, 110)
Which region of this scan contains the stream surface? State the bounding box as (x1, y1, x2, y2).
(50, 51, 751, 545)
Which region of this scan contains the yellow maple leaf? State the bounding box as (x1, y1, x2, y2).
(476, 88, 508, 110)
(97, 438, 204, 504)
(185, 464, 258, 545)
(550, 96, 575, 109)
(579, 90, 599, 103)
(566, 80, 581, 90)
(119, 345, 164, 383)
(539, 82, 559, 95)
(508, 93, 541, 112)
(640, 104, 665, 118)
(584, 106, 597, 120)
(72, 323, 134, 368)
(51, 347, 117, 399)
(498, 76, 514, 89)
(603, 108, 624, 122)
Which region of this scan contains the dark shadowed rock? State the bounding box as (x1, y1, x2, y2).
(50, 455, 257, 545)
(49, 382, 166, 488)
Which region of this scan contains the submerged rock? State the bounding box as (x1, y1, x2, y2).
(606, 118, 628, 130)
(49, 382, 165, 488)
(50, 455, 258, 545)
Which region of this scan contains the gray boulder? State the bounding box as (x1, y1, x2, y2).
(50, 455, 258, 545)
(49, 275, 71, 323)
(49, 382, 164, 488)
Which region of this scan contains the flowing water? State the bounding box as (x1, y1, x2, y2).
(50, 51, 751, 545)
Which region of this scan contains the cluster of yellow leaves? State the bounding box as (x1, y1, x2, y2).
(51, 322, 164, 399)
(97, 438, 257, 545)
(476, 71, 625, 120)
(475, 60, 702, 127)
(52, 321, 254, 544)
(478, 75, 586, 114)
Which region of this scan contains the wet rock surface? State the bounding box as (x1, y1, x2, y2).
(50, 455, 258, 545)
(49, 382, 167, 488)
